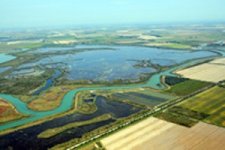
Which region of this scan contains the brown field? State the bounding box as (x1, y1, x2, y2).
(177, 58, 225, 83)
(0, 99, 24, 124)
(101, 117, 225, 150)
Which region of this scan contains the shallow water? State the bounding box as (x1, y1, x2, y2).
(31, 45, 112, 53)
(0, 66, 11, 74)
(33, 70, 61, 95)
(19, 45, 216, 81)
(0, 54, 15, 64)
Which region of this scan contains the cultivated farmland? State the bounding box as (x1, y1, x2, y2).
(165, 79, 210, 96)
(101, 117, 225, 150)
(180, 86, 225, 127)
(176, 58, 225, 83)
(110, 89, 175, 107)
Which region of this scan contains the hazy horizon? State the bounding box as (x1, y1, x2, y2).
(1, 0, 225, 29)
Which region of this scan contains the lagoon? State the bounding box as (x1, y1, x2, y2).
(19, 45, 216, 82)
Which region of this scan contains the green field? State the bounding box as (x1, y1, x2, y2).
(154, 106, 209, 127)
(166, 79, 211, 96)
(111, 90, 175, 108)
(157, 86, 225, 127)
(180, 86, 225, 127)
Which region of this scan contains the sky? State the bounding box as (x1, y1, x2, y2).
(0, 0, 225, 28)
